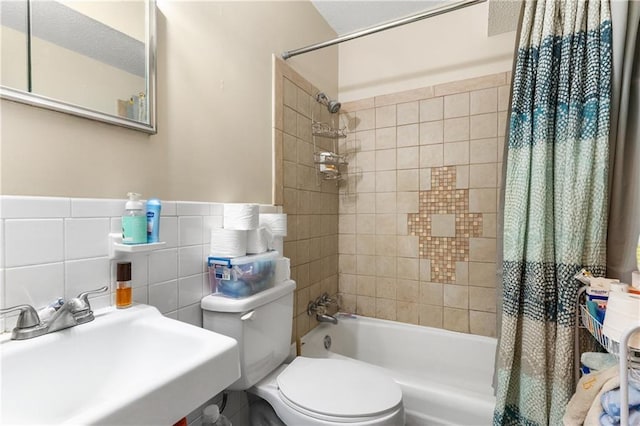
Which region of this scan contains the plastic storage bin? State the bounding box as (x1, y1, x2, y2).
(208, 251, 279, 298)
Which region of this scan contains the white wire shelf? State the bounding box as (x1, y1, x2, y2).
(579, 304, 640, 370)
(576, 287, 640, 425)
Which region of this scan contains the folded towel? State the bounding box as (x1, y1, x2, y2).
(598, 408, 640, 426)
(581, 352, 619, 372)
(564, 366, 620, 425)
(599, 379, 640, 422)
(585, 374, 623, 425)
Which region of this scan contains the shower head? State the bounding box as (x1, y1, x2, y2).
(328, 100, 341, 114)
(315, 92, 341, 114)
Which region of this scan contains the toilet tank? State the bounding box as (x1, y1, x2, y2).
(201, 280, 296, 390)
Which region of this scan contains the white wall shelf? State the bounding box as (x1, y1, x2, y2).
(108, 232, 166, 259)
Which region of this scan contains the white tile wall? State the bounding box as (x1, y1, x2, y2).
(149, 280, 179, 313)
(1, 196, 71, 218)
(4, 219, 64, 267)
(65, 218, 110, 259)
(5, 263, 64, 308)
(148, 248, 179, 285)
(179, 216, 204, 246)
(65, 257, 110, 299)
(0, 196, 279, 333)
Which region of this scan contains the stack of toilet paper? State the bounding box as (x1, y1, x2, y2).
(259, 213, 287, 255)
(210, 204, 288, 257)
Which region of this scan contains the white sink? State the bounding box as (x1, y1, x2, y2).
(0, 304, 240, 425)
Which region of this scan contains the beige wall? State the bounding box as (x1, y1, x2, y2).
(1, 1, 338, 203)
(338, 2, 517, 102)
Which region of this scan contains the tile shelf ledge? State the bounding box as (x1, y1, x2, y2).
(108, 232, 166, 259)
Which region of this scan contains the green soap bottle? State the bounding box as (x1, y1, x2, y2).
(122, 192, 147, 244)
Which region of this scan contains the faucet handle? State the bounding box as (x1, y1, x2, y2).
(318, 292, 335, 307)
(0, 304, 41, 329)
(76, 286, 109, 309)
(70, 286, 108, 324)
(307, 301, 318, 316)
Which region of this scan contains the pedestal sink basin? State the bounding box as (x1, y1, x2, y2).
(0, 304, 240, 425)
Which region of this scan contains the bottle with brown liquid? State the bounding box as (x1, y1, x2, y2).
(116, 262, 132, 308)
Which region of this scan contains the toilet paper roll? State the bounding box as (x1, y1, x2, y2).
(246, 227, 271, 254)
(274, 257, 291, 282)
(602, 291, 640, 349)
(210, 228, 247, 257)
(272, 236, 284, 256)
(259, 213, 288, 237)
(223, 203, 259, 230)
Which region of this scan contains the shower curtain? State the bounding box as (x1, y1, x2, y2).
(607, 2, 640, 284)
(493, 1, 612, 425)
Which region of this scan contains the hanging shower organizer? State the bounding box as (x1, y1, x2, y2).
(311, 119, 348, 184)
(574, 286, 640, 424)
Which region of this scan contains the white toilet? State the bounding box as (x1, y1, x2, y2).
(201, 280, 405, 426)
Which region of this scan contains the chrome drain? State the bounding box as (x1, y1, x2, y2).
(323, 335, 332, 350)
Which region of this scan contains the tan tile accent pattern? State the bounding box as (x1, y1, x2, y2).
(408, 166, 482, 283)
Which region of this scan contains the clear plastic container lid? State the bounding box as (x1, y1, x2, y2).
(208, 250, 279, 267)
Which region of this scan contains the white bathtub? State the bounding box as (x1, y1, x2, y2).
(300, 314, 497, 426)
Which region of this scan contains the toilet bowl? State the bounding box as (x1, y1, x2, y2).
(201, 279, 405, 426)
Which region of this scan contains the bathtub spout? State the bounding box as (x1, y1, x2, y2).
(316, 313, 338, 324)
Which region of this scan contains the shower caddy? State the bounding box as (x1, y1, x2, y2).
(574, 286, 640, 425)
(311, 119, 348, 183)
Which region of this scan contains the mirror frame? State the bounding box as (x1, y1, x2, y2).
(0, 0, 157, 134)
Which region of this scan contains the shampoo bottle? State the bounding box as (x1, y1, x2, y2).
(122, 192, 147, 244)
(146, 198, 162, 243)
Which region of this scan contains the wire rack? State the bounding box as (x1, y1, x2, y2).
(311, 121, 347, 139)
(579, 304, 640, 369)
(310, 117, 349, 184)
(576, 287, 640, 425)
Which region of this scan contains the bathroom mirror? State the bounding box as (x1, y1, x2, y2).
(0, 0, 156, 133)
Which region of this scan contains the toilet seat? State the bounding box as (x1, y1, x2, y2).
(276, 357, 403, 422)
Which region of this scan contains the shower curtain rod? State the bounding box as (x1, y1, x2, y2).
(282, 0, 487, 60)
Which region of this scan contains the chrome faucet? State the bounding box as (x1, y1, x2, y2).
(0, 286, 108, 340)
(307, 292, 339, 325)
(316, 312, 339, 325)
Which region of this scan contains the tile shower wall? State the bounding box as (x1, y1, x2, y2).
(337, 72, 511, 337)
(0, 195, 276, 332)
(273, 57, 339, 341)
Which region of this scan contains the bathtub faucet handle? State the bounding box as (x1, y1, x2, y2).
(318, 292, 335, 307)
(307, 301, 318, 316)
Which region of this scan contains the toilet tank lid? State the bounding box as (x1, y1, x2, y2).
(201, 280, 296, 313)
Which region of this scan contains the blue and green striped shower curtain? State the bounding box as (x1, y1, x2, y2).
(494, 1, 612, 425)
